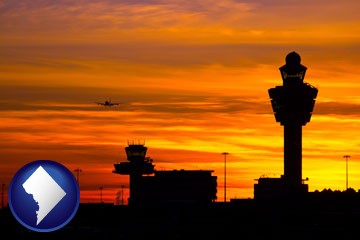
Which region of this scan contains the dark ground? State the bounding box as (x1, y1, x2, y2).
(1, 195, 360, 240)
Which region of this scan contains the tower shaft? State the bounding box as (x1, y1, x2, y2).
(284, 123, 302, 185)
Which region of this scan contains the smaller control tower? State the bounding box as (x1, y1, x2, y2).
(113, 142, 217, 206)
(113, 141, 155, 206)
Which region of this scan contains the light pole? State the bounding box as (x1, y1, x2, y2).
(121, 185, 124, 205)
(344, 155, 351, 190)
(1, 183, 4, 209)
(99, 186, 103, 203)
(74, 168, 82, 186)
(222, 152, 229, 202)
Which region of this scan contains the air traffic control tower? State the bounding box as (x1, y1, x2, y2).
(113, 142, 155, 206)
(113, 142, 217, 206)
(254, 52, 318, 199)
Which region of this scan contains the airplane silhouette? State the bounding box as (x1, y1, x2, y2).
(96, 99, 121, 107)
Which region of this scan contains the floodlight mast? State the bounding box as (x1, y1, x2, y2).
(222, 152, 229, 202)
(74, 168, 82, 186)
(344, 155, 351, 190)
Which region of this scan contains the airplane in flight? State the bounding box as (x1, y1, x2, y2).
(96, 99, 121, 107)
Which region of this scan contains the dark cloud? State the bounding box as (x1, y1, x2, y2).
(0, 85, 269, 114)
(2, 44, 359, 73)
(0, 44, 282, 68)
(2, 84, 360, 117)
(314, 102, 360, 116)
(0, 0, 251, 35)
(1, 0, 359, 52)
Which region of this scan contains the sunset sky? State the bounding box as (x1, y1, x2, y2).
(1, 0, 360, 204)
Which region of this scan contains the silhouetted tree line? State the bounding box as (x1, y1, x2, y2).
(313, 187, 358, 195)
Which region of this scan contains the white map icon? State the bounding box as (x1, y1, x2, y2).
(22, 166, 67, 225)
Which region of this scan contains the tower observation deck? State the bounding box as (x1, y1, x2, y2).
(269, 51, 318, 188)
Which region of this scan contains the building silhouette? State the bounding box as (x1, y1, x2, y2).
(254, 51, 318, 200)
(113, 142, 217, 206)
